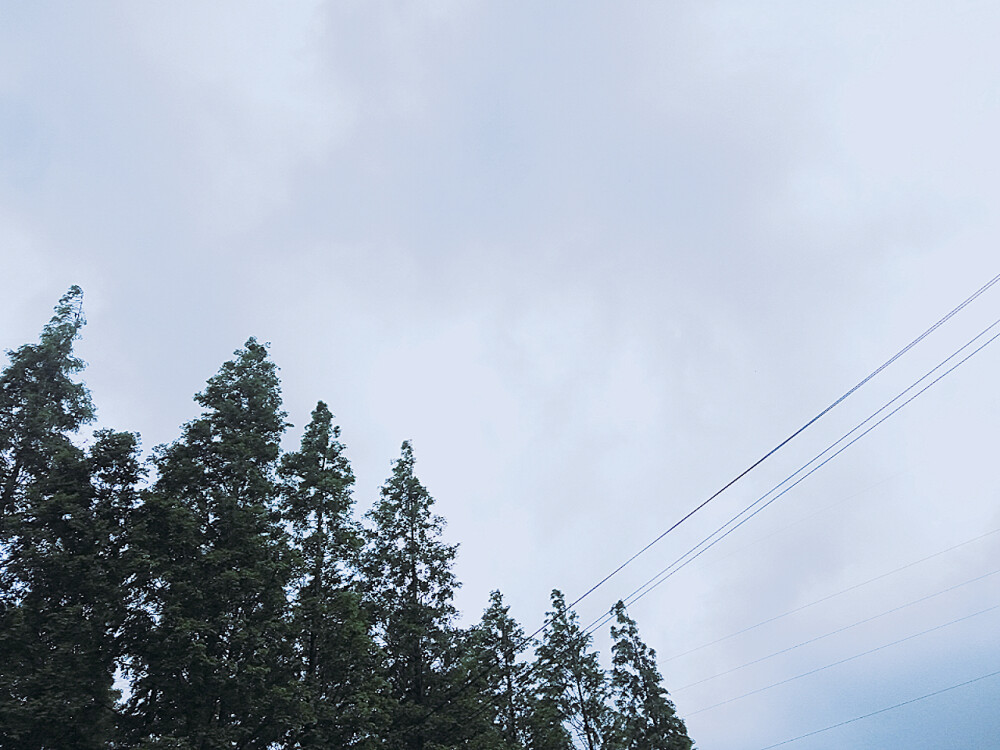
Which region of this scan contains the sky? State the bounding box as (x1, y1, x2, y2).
(2, 2, 1000, 748)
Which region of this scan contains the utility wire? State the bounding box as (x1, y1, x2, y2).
(585, 316, 1000, 636)
(471, 303, 1000, 733)
(662, 525, 1000, 662)
(587, 316, 1000, 633)
(563, 271, 1000, 615)
(754, 667, 1000, 750)
(463, 499, 1000, 729)
(674, 566, 1000, 692)
(417, 271, 1000, 727)
(690, 473, 897, 577)
(687, 601, 1000, 715)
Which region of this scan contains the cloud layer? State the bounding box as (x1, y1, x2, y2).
(3, 2, 999, 747)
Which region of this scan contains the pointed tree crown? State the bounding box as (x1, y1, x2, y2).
(1, 285, 94, 522)
(281, 400, 356, 542)
(365, 440, 459, 618)
(609, 601, 692, 750)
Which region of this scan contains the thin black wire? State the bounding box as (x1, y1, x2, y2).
(454, 318, 1000, 731)
(418, 271, 1000, 727)
(564, 271, 1000, 615)
(688, 601, 1000, 715)
(585, 317, 1000, 636)
(674, 565, 1000, 692)
(754, 667, 1000, 750)
(586, 316, 1000, 633)
(688, 473, 897, 577)
(663, 525, 1000, 662)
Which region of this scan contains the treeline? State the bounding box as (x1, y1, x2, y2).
(0, 288, 693, 750)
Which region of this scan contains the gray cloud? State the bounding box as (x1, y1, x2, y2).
(3, 2, 999, 747)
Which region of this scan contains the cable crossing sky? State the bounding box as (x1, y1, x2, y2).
(662, 525, 1000, 662)
(753, 667, 1000, 750)
(584, 313, 1000, 636)
(564, 271, 1000, 617)
(674, 565, 1000, 692)
(687, 601, 1000, 716)
(421, 270, 1000, 726)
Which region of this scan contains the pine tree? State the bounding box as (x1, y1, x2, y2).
(0, 286, 93, 530)
(280, 401, 386, 748)
(1, 290, 701, 750)
(608, 601, 692, 750)
(362, 441, 462, 750)
(464, 590, 535, 749)
(0, 289, 140, 748)
(124, 338, 296, 748)
(533, 590, 608, 750)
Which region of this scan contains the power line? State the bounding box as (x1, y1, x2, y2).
(687, 473, 897, 578)
(662, 525, 1000, 662)
(446, 277, 1000, 737)
(687, 601, 1000, 715)
(674, 565, 1000, 692)
(562, 271, 1000, 615)
(417, 271, 1000, 727)
(754, 667, 1000, 750)
(586, 315, 1000, 634)
(499, 284, 1000, 730)
(584, 316, 1000, 636)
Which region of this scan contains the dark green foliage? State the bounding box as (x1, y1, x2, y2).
(362, 441, 462, 750)
(281, 402, 387, 748)
(281, 401, 358, 591)
(124, 339, 296, 748)
(0, 289, 697, 750)
(0, 289, 140, 749)
(0, 435, 141, 749)
(0, 285, 93, 529)
(609, 601, 692, 750)
(534, 590, 608, 750)
(463, 590, 536, 749)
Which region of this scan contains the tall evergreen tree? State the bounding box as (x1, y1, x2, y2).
(362, 441, 461, 750)
(533, 590, 608, 750)
(280, 401, 386, 748)
(463, 590, 535, 749)
(608, 602, 692, 750)
(0, 430, 142, 749)
(124, 338, 296, 748)
(0, 286, 93, 530)
(0, 289, 141, 748)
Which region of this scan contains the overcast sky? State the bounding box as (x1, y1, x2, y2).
(3, 2, 1000, 748)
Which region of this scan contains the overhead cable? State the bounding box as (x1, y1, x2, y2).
(585, 316, 1000, 636)
(419, 271, 1000, 727)
(674, 565, 1000, 692)
(663, 525, 1000, 662)
(753, 667, 1000, 749)
(564, 271, 1000, 615)
(688, 601, 1000, 715)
